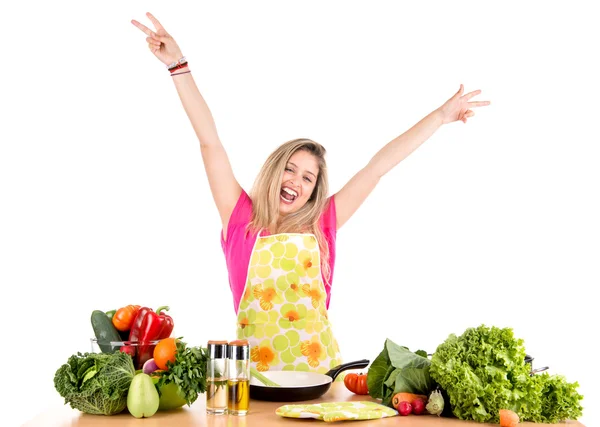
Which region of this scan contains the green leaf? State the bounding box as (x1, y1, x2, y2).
(382, 386, 395, 408)
(155, 341, 208, 407)
(386, 340, 430, 370)
(383, 368, 400, 388)
(366, 344, 390, 399)
(415, 350, 428, 358)
(393, 366, 433, 395)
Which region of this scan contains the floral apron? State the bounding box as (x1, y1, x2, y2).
(236, 233, 342, 373)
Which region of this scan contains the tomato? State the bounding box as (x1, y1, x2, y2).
(112, 305, 141, 332)
(343, 372, 369, 395)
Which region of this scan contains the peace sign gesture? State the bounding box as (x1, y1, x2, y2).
(131, 12, 183, 66)
(438, 84, 491, 124)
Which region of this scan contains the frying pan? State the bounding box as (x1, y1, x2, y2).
(525, 354, 550, 375)
(250, 359, 370, 402)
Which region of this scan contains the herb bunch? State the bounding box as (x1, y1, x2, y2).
(155, 340, 208, 406)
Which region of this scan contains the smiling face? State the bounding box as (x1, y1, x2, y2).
(279, 150, 319, 215)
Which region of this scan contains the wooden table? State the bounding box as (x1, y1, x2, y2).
(24, 382, 585, 426)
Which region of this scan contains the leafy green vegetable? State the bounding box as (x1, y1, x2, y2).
(155, 341, 208, 406)
(250, 367, 280, 387)
(415, 349, 428, 358)
(430, 324, 583, 423)
(366, 343, 390, 399)
(54, 351, 135, 415)
(367, 339, 434, 407)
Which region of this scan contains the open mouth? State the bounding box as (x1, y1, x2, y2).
(280, 187, 298, 205)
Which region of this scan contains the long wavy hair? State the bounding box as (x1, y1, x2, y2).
(248, 138, 331, 283)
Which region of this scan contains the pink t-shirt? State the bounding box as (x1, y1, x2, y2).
(221, 190, 337, 314)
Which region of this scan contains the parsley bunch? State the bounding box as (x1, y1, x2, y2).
(155, 340, 208, 406)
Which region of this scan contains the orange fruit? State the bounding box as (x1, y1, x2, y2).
(500, 409, 520, 427)
(154, 338, 178, 370)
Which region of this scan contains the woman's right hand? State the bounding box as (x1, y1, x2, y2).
(131, 12, 183, 66)
(132, 12, 242, 234)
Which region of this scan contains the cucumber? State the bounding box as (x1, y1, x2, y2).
(105, 310, 131, 341)
(91, 310, 122, 353)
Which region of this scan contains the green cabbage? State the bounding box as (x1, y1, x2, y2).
(54, 351, 135, 415)
(430, 325, 583, 423)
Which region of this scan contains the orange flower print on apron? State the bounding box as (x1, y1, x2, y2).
(236, 233, 342, 373)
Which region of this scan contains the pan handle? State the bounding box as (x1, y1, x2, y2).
(325, 359, 370, 380)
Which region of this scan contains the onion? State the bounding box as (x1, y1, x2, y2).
(143, 358, 159, 374)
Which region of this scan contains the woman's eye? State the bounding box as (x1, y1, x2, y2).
(304, 176, 312, 183)
(285, 168, 293, 172)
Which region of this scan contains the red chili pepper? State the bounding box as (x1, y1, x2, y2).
(128, 306, 174, 368)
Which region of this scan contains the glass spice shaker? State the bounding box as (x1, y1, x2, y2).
(227, 339, 250, 416)
(206, 340, 228, 415)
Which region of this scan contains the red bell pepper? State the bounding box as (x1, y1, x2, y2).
(128, 305, 175, 368)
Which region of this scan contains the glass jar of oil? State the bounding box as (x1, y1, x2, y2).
(206, 340, 228, 415)
(227, 339, 250, 416)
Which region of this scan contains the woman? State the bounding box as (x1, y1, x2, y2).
(132, 13, 490, 373)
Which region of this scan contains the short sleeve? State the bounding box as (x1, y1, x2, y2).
(221, 190, 253, 247)
(320, 195, 337, 231)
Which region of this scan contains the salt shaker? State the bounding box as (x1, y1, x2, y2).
(227, 339, 250, 416)
(206, 340, 228, 415)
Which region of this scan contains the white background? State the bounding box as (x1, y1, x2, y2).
(1, 1, 598, 426)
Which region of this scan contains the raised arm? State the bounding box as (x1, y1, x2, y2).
(132, 13, 242, 235)
(334, 85, 490, 229)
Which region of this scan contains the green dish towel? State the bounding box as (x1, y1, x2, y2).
(276, 401, 398, 422)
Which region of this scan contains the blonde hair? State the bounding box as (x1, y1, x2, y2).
(248, 138, 331, 283)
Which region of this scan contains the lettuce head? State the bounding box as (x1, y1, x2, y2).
(430, 325, 583, 424)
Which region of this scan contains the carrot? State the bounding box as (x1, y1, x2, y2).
(392, 392, 428, 410)
(500, 409, 520, 427)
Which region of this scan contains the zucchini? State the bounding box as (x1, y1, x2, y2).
(91, 310, 122, 353)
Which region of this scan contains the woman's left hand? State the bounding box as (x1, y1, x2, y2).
(437, 84, 490, 124)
